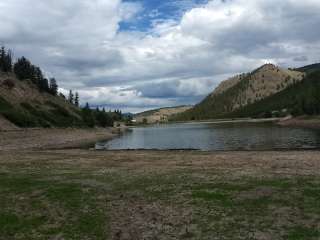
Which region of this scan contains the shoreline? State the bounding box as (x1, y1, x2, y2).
(0, 127, 118, 151)
(161, 116, 320, 130)
(172, 117, 282, 125)
(278, 116, 320, 129)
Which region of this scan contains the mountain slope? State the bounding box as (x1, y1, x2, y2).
(0, 72, 84, 129)
(134, 105, 192, 123)
(295, 63, 320, 74)
(173, 64, 305, 120)
(225, 69, 320, 118)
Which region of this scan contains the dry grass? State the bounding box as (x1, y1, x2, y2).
(0, 149, 319, 239)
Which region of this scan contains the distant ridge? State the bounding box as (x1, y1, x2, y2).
(134, 105, 192, 123)
(295, 63, 320, 74)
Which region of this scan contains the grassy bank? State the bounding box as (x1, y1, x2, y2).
(0, 150, 319, 239)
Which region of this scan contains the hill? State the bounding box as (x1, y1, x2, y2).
(225, 68, 320, 118)
(0, 46, 121, 130)
(134, 105, 192, 124)
(295, 63, 320, 74)
(0, 71, 84, 129)
(173, 64, 306, 121)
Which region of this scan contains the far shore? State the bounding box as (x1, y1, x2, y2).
(278, 116, 320, 129)
(146, 116, 320, 130)
(172, 117, 282, 125)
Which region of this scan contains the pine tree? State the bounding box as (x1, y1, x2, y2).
(68, 90, 74, 104)
(49, 78, 58, 95)
(39, 78, 49, 92)
(82, 102, 95, 127)
(0, 47, 5, 71)
(0, 46, 13, 72)
(33, 67, 46, 90)
(96, 107, 113, 127)
(74, 92, 79, 107)
(14, 57, 33, 80)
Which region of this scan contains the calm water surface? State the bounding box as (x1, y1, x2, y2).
(98, 122, 320, 151)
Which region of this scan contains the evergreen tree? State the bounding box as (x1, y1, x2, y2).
(49, 78, 58, 95)
(39, 78, 49, 92)
(0, 46, 12, 72)
(0, 47, 5, 71)
(82, 102, 95, 127)
(14, 57, 33, 80)
(96, 108, 113, 127)
(68, 90, 74, 104)
(33, 67, 43, 86)
(74, 92, 79, 107)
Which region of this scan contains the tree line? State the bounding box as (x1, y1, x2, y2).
(1, 47, 59, 95)
(81, 103, 123, 128)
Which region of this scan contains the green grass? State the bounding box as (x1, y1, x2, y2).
(20, 101, 84, 128)
(0, 173, 109, 239)
(0, 95, 84, 128)
(192, 190, 232, 207)
(0, 96, 38, 127)
(287, 227, 320, 240)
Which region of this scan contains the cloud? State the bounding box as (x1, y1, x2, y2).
(293, 56, 309, 62)
(1, 0, 320, 112)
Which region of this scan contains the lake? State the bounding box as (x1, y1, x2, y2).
(97, 122, 320, 151)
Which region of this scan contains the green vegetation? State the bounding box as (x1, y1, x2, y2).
(172, 72, 256, 121)
(0, 46, 12, 73)
(0, 174, 109, 239)
(227, 70, 320, 118)
(172, 64, 320, 121)
(0, 46, 124, 128)
(0, 96, 39, 127)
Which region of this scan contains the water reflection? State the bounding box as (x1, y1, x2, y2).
(98, 122, 320, 151)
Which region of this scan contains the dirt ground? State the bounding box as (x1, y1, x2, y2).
(0, 149, 319, 239)
(278, 116, 320, 129)
(0, 128, 116, 151)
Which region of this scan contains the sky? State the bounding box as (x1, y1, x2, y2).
(1, 0, 320, 113)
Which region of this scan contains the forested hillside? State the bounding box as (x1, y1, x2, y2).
(226, 66, 320, 118)
(172, 63, 319, 121)
(0, 46, 122, 129)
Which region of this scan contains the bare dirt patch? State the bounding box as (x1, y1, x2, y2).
(0, 128, 116, 151)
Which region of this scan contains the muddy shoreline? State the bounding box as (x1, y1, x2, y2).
(0, 127, 118, 151)
(278, 116, 320, 129)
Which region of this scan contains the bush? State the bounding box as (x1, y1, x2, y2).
(2, 79, 15, 89)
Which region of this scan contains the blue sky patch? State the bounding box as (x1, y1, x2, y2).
(120, 0, 209, 32)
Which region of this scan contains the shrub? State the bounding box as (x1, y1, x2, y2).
(2, 79, 15, 89)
